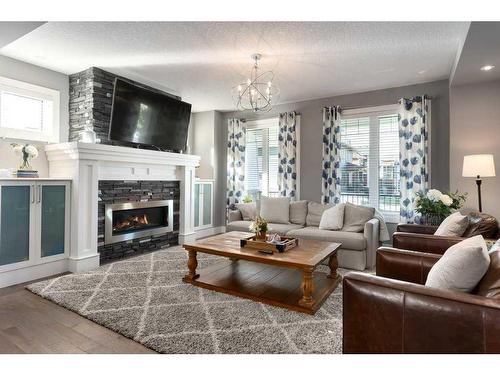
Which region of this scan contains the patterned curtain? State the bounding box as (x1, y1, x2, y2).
(321, 106, 342, 204)
(399, 96, 430, 223)
(278, 111, 298, 199)
(227, 118, 246, 208)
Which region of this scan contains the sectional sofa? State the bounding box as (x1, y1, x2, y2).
(227, 200, 381, 271)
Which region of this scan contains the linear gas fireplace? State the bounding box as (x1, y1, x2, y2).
(105, 200, 174, 245)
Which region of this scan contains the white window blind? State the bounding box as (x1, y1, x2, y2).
(244, 120, 280, 198)
(339, 106, 400, 219)
(0, 76, 60, 143)
(339, 117, 370, 206)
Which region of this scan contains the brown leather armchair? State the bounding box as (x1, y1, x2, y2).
(343, 247, 500, 353)
(393, 212, 499, 254)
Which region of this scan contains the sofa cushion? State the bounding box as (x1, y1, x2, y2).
(226, 220, 303, 236)
(342, 203, 375, 232)
(290, 200, 308, 225)
(306, 202, 333, 227)
(260, 196, 290, 224)
(319, 203, 345, 231)
(434, 211, 469, 237)
(287, 227, 366, 251)
(425, 235, 490, 293)
(474, 250, 500, 299)
(236, 202, 257, 221)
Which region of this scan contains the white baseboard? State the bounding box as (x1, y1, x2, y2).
(195, 226, 226, 239)
(0, 259, 68, 289)
(68, 253, 100, 273)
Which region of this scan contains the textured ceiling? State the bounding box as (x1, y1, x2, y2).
(0, 22, 469, 112)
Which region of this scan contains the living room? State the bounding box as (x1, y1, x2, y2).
(1, 1, 500, 373)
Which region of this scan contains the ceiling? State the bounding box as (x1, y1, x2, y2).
(0, 22, 470, 112)
(451, 22, 500, 86)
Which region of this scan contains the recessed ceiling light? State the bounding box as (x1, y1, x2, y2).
(480, 65, 495, 71)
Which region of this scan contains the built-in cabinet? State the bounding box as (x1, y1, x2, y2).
(194, 179, 213, 230)
(0, 179, 70, 287)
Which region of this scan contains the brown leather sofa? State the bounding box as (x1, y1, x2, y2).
(343, 247, 500, 353)
(393, 212, 499, 254)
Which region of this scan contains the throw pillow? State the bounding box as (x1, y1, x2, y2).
(235, 202, 257, 221)
(319, 203, 345, 230)
(289, 200, 308, 225)
(434, 211, 469, 237)
(306, 201, 333, 227)
(341, 203, 375, 232)
(425, 235, 490, 293)
(259, 196, 290, 224)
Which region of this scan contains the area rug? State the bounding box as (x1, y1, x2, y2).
(27, 245, 348, 354)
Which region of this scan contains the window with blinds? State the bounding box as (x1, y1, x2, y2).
(0, 76, 59, 142)
(244, 120, 280, 199)
(339, 107, 400, 217)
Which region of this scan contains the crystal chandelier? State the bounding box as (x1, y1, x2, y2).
(232, 53, 280, 112)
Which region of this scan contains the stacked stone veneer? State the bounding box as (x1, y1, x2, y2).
(98, 180, 180, 263)
(69, 67, 180, 145)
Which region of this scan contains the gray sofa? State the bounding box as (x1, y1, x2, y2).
(227, 200, 380, 271)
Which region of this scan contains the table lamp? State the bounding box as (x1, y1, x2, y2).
(462, 154, 496, 212)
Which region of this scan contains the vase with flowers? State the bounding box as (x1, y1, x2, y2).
(249, 216, 268, 240)
(11, 143, 39, 170)
(415, 189, 467, 225)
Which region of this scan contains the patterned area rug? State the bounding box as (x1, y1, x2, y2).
(27, 246, 347, 354)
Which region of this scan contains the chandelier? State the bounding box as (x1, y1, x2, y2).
(232, 53, 280, 112)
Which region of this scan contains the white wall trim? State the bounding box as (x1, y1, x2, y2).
(194, 226, 226, 240)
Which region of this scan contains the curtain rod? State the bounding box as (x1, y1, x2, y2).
(321, 95, 433, 112)
(236, 111, 301, 122)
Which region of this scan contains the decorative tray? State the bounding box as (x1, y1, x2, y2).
(240, 235, 299, 253)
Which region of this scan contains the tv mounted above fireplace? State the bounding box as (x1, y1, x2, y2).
(108, 78, 192, 152)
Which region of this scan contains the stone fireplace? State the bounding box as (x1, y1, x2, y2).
(98, 180, 178, 262)
(45, 142, 200, 272)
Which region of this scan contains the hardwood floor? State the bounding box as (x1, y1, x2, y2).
(0, 278, 154, 354)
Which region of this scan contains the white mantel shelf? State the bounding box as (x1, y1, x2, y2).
(45, 142, 201, 273)
(45, 142, 200, 167)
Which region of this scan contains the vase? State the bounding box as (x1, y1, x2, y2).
(255, 231, 267, 240)
(421, 213, 445, 226)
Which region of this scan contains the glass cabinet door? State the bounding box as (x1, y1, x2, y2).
(0, 185, 31, 266)
(202, 183, 212, 226)
(194, 183, 200, 227)
(40, 185, 66, 257)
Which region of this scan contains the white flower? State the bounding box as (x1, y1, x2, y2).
(426, 189, 443, 202)
(24, 145, 38, 158)
(440, 194, 453, 206)
(11, 144, 23, 155)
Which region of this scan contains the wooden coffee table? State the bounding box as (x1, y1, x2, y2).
(182, 231, 342, 314)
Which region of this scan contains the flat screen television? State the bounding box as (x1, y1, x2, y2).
(108, 78, 192, 152)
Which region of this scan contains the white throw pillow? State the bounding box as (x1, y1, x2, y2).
(319, 203, 345, 230)
(425, 235, 490, 293)
(434, 211, 469, 237)
(259, 196, 290, 224)
(235, 202, 257, 221)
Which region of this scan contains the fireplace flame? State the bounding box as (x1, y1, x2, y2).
(114, 214, 150, 231)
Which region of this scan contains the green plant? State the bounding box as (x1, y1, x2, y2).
(242, 195, 253, 203)
(249, 216, 268, 235)
(415, 189, 467, 217)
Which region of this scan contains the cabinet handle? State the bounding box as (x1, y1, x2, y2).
(31, 185, 35, 204)
(37, 185, 41, 204)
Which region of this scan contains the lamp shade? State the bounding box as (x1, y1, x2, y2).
(462, 154, 496, 177)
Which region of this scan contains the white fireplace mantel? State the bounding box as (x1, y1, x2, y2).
(45, 142, 200, 273)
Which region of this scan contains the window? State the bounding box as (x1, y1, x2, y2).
(244, 118, 280, 198)
(339, 105, 400, 220)
(0, 76, 60, 142)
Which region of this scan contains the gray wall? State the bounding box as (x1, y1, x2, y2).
(190, 110, 226, 227)
(0, 55, 69, 177)
(450, 79, 500, 219)
(216, 80, 450, 224)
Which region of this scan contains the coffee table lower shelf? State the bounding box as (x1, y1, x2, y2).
(183, 259, 341, 315)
